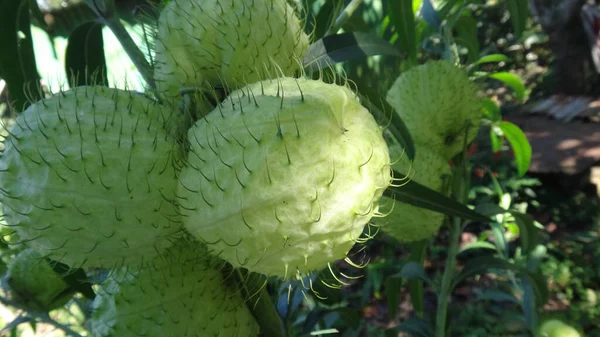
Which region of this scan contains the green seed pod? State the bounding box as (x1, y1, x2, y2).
(386, 60, 482, 160)
(375, 142, 451, 242)
(178, 77, 391, 278)
(90, 242, 260, 337)
(540, 319, 583, 337)
(5, 249, 73, 312)
(0, 87, 184, 269)
(154, 0, 310, 98)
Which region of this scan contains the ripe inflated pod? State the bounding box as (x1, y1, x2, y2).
(0, 86, 184, 269)
(178, 77, 392, 278)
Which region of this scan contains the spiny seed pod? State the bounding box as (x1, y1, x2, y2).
(154, 0, 310, 97)
(386, 60, 482, 160)
(90, 243, 260, 337)
(0, 87, 184, 269)
(5, 249, 73, 312)
(178, 77, 391, 278)
(375, 142, 451, 243)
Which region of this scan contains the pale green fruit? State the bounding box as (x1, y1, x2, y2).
(90, 242, 260, 337)
(154, 0, 310, 97)
(540, 319, 582, 337)
(0, 87, 184, 269)
(375, 142, 451, 242)
(178, 77, 391, 278)
(5, 249, 73, 312)
(386, 60, 482, 160)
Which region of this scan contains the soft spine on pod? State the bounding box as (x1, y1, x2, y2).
(375, 140, 451, 243)
(177, 77, 391, 278)
(153, 0, 311, 97)
(90, 242, 260, 337)
(5, 249, 73, 312)
(0, 86, 184, 270)
(386, 60, 482, 160)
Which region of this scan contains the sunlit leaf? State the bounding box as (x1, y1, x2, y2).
(476, 54, 511, 65)
(303, 32, 402, 71)
(499, 121, 532, 176)
(488, 72, 527, 102)
(385, 176, 490, 223)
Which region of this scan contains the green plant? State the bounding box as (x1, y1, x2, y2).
(0, 1, 558, 337)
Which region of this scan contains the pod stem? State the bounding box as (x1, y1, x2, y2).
(235, 269, 287, 337)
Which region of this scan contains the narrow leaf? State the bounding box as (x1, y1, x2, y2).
(384, 175, 490, 223)
(458, 241, 497, 254)
(453, 12, 479, 64)
(488, 72, 527, 102)
(397, 316, 434, 337)
(303, 32, 402, 71)
(451, 256, 548, 305)
(49, 260, 95, 299)
(65, 21, 108, 87)
(499, 121, 532, 176)
(507, 0, 529, 40)
(481, 98, 501, 122)
(313, 0, 337, 40)
(359, 91, 415, 160)
(385, 275, 404, 317)
(407, 240, 428, 317)
(390, 0, 417, 64)
(476, 54, 511, 65)
(420, 0, 441, 29)
(510, 211, 539, 255)
(0, 0, 41, 112)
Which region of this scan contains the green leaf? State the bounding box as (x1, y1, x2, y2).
(420, 0, 441, 29)
(385, 275, 404, 317)
(507, 0, 529, 40)
(499, 121, 532, 176)
(481, 98, 501, 122)
(488, 72, 527, 102)
(49, 260, 95, 299)
(458, 241, 497, 254)
(359, 92, 415, 160)
(392, 262, 433, 284)
(384, 175, 491, 223)
(302, 32, 403, 71)
(390, 0, 417, 64)
(397, 316, 434, 337)
(451, 256, 548, 306)
(65, 21, 108, 87)
(490, 129, 503, 153)
(476, 54, 511, 65)
(510, 211, 540, 255)
(313, 0, 337, 40)
(407, 240, 428, 317)
(0, 0, 41, 112)
(453, 11, 479, 64)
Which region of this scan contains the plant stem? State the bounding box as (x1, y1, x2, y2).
(435, 162, 468, 337)
(234, 269, 287, 337)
